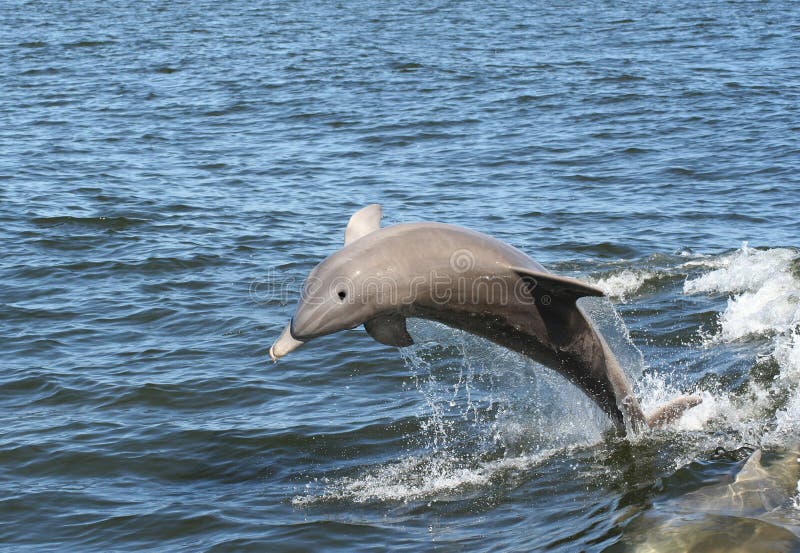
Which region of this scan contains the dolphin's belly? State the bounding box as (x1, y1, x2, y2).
(409, 303, 560, 366)
(405, 297, 625, 427)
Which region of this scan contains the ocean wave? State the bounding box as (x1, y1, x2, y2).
(684, 243, 797, 295)
(593, 269, 654, 300)
(678, 244, 800, 444)
(684, 243, 800, 342)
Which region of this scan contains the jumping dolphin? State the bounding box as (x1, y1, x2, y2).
(270, 205, 700, 434)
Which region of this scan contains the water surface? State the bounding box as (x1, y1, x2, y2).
(1, 1, 799, 551)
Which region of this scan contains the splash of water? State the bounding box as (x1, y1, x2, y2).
(682, 244, 800, 448)
(294, 244, 800, 505)
(294, 299, 665, 504)
(593, 269, 655, 301)
(291, 449, 556, 505)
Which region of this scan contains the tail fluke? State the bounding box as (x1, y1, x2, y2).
(646, 395, 703, 429)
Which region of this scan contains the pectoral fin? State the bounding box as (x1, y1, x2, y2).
(364, 313, 414, 347)
(511, 266, 605, 303)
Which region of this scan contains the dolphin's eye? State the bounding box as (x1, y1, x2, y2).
(337, 290, 347, 301)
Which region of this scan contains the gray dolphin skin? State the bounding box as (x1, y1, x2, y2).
(620, 446, 800, 552)
(270, 205, 700, 434)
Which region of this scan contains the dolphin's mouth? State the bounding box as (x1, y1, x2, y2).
(269, 322, 305, 362)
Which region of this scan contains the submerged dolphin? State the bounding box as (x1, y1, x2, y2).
(270, 205, 700, 434)
(619, 446, 800, 552)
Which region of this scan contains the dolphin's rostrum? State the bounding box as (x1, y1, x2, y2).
(270, 204, 700, 434)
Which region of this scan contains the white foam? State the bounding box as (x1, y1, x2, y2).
(683, 244, 800, 443)
(593, 270, 654, 300)
(767, 331, 800, 443)
(634, 372, 707, 432)
(716, 279, 800, 342)
(684, 243, 796, 296)
(631, 372, 760, 440)
(684, 244, 800, 343)
(678, 252, 724, 269)
(672, 390, 723, 432)
(774, 330, 800, 384)
(292, 451, 554, 505)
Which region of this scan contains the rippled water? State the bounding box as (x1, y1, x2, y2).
(2, 1, 799, 551)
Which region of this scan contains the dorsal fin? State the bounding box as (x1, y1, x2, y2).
(510, 266, 605, 302)
(345, 204, 382, 245)
(735, 449, 768, 483)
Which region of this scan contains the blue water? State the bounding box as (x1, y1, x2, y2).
(1, 1, 799, 551)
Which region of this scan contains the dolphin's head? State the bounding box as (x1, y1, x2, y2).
(269, 204, 395, 362)
(269, 248, 379, 361)
(293, 251, 377, 338)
